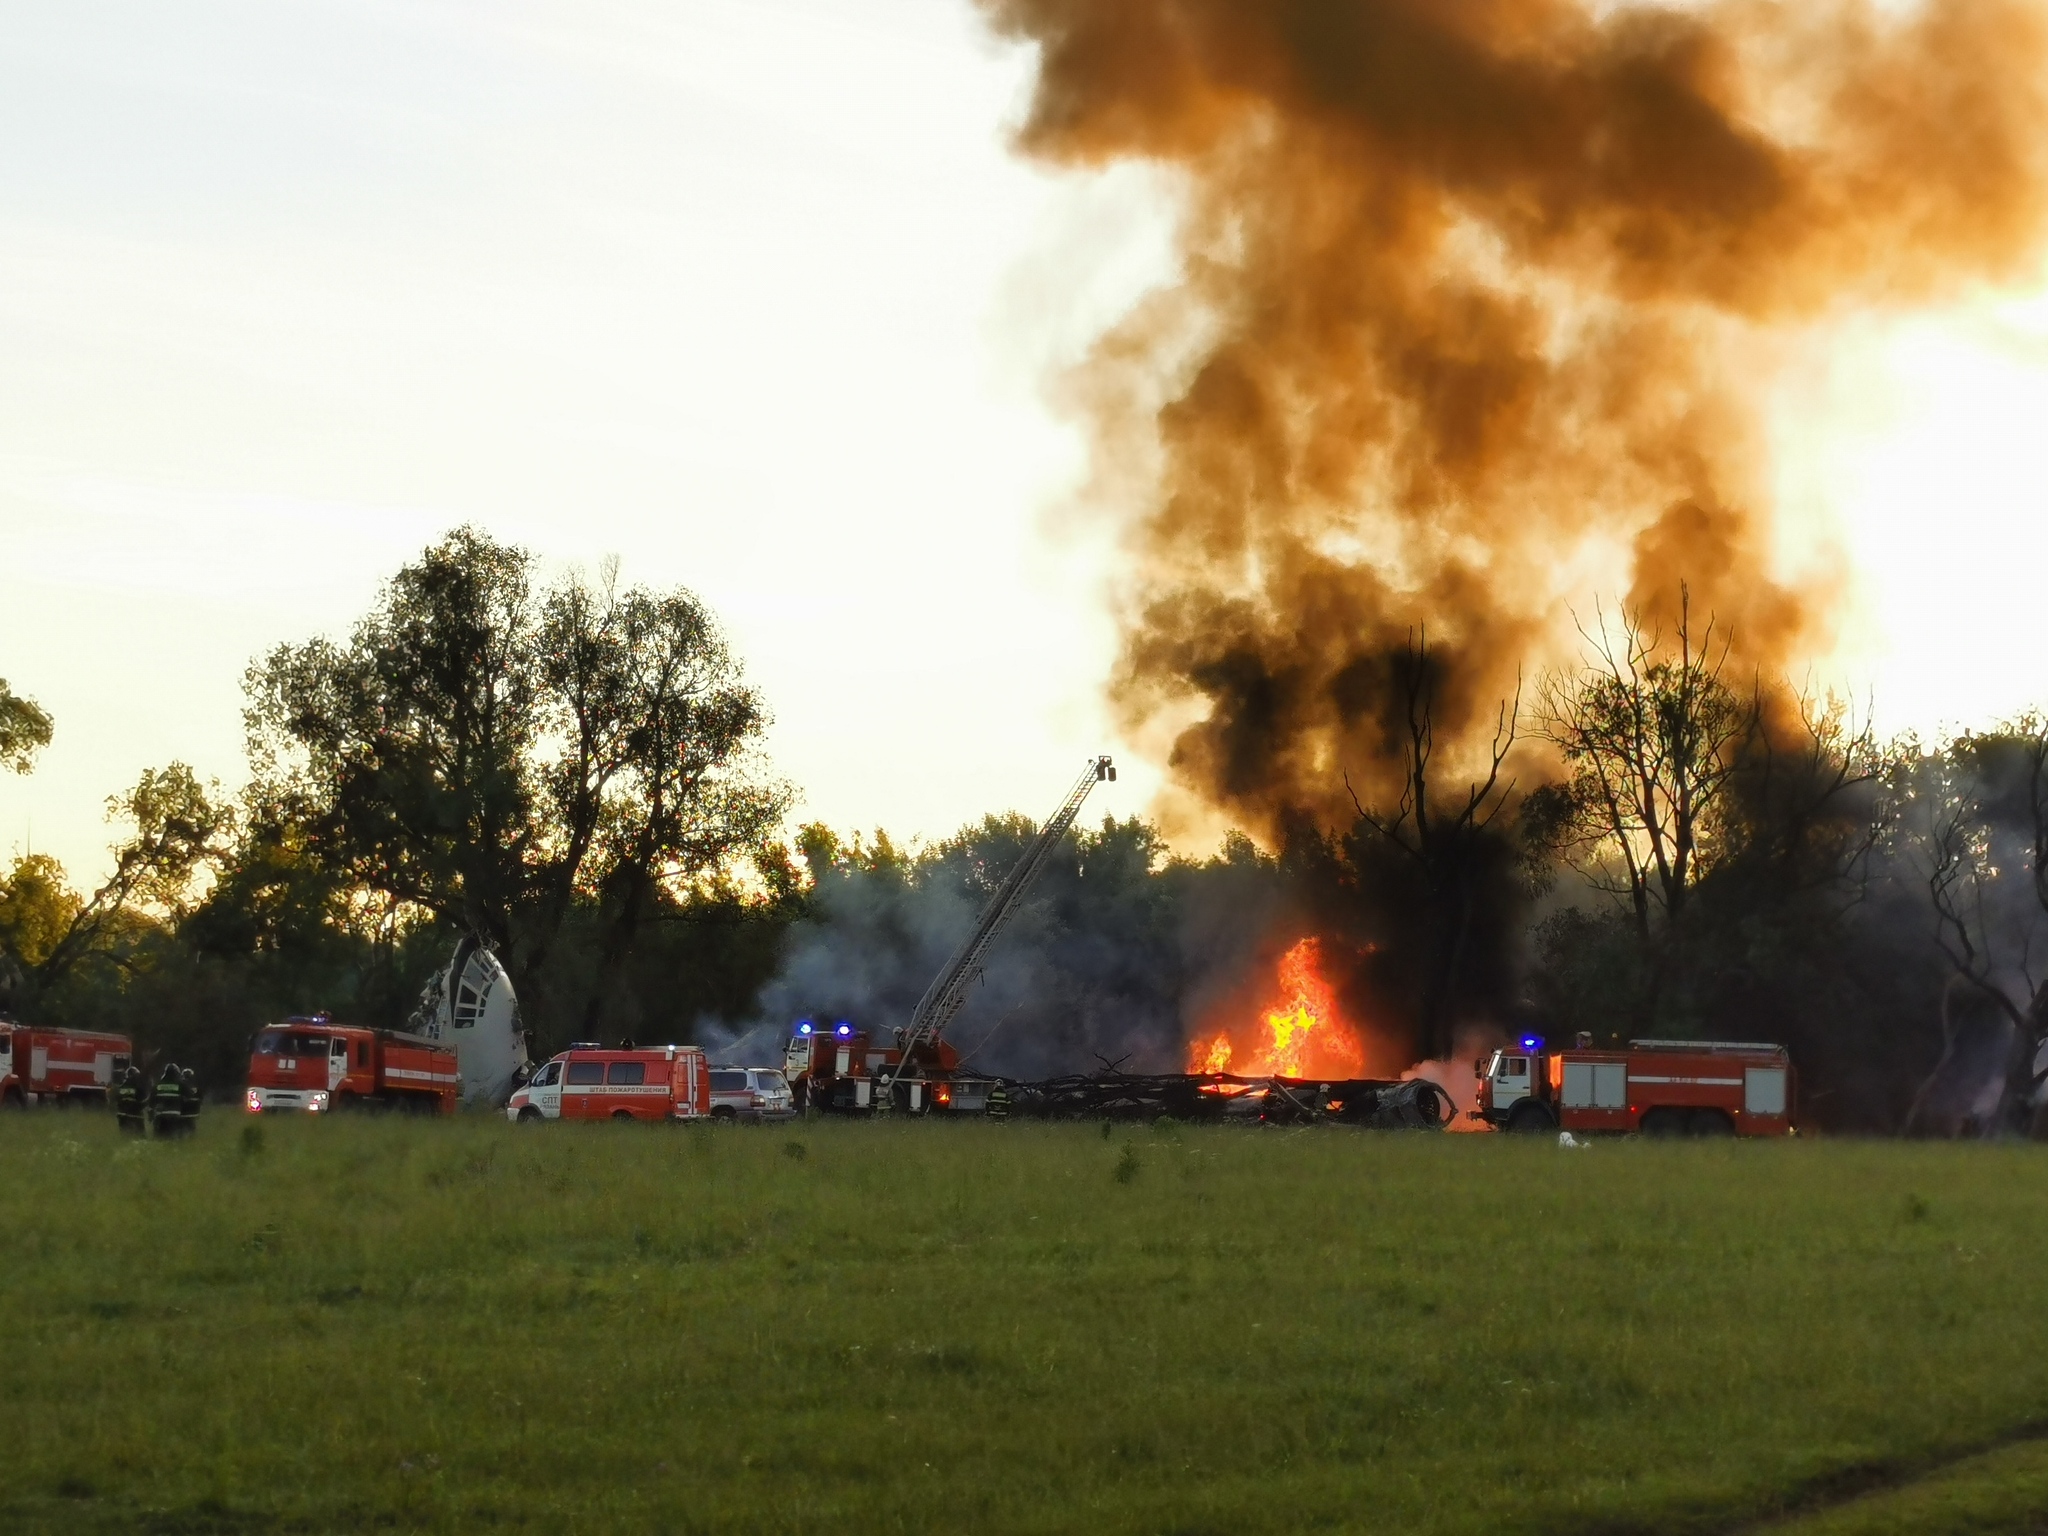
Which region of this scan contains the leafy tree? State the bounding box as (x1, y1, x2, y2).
(0, 855, 82, 971)
(30, 763, 234, 991)
(245, 527, 790, 1041)
(0, 677, 52, 774)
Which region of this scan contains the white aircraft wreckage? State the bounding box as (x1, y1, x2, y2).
(410, 936, 529, 1107)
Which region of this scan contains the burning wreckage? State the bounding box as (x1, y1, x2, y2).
(781, 757, 1457, 1131)
(1013, 1070, 1454, 1130)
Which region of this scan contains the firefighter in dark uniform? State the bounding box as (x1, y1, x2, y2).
(179, 1067, 202, 1131)
(985, 1080, 1010, 1121)
(152, 1064, 184, 1138)
(115, 1066, 147, 1134)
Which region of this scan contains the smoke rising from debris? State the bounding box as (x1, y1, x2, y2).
(978, 0, 2048, 835)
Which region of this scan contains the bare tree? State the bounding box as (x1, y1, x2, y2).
(1344, 629, 1520, 1061)
(1888, 718, 2048, 1135)
(1535, 587, 1756, 940)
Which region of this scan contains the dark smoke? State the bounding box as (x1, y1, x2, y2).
(978, 0, 2048, 837)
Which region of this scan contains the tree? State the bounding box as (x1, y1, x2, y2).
(245, 527, 790, 1041)
(26, 763, 233, 990)
(1343, 630, 1525, 1062)
(1884, 722, 2048, 1135)
(0, 677, 53, 774)
(542, 572, 791, 1035)
(1534, 589, 1755, 940)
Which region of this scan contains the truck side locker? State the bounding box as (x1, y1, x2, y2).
(1593, 1062, 1627, 1108)
(1744, 1066, 1787, 1116)
(1562, 1060, 1595, 1108)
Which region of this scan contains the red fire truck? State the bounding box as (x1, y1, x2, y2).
(0, 1021, 133, 1108)
(245, 1016, 460, 1114)
(503, 1043, 710, 1123)
(785, 1021, 993, 1114)
(1475, 1036, 1797, 1137)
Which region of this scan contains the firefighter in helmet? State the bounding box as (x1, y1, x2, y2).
(179, 1066, 202, 1130)
(985, 1079, 1010, 1121)
(114, 1066, 146, 1135)
(152, 1063, 185, 1138)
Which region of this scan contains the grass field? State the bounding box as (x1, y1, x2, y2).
(5, 1113, 2048, 1534)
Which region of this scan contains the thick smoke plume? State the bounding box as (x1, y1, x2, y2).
(979, 0, 2048, 835)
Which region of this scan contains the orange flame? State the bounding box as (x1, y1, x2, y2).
(1187, 937, 1366, 1079)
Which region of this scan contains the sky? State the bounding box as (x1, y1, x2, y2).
(5, 0, 2048, 887)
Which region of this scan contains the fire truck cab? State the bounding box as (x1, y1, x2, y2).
(505, 1044, 709, 1123)
(1476, 1035, 1796, 1137)
(245, 1017, 460, 1114)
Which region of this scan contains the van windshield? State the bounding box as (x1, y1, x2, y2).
(255, 1031, 329, 1056)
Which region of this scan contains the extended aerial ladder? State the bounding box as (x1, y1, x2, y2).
(889, 755, 1117, 1081)
(785, 755, 1116, 1112)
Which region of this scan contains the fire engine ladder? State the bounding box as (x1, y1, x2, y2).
(890, 756, 1116, 1085)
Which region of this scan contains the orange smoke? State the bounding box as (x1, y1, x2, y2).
(977, 0, 2048, 836)
(1188, 937, 1368, 1079)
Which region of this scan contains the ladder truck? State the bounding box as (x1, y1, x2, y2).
(786, 755, 1117, 1115)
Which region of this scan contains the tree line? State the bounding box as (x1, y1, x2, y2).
(1, 531, 2041, 1131)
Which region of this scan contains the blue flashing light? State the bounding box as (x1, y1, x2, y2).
(1520, 1034, 1545, 1053)
(796, 1021, 814, 1036)
(835, 1023, 853, 1038)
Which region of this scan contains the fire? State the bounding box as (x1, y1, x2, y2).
(1188, 937, 1366, 1080)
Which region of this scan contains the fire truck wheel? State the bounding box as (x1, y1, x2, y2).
(1505, 1101, 1555, 1134)
(1641, 1107, 1688, 1137)
(611, 1109, 635, 1122)
(0, 1089, 22, 1112)
(1690, 1109, 1736, 1137)
(517, 1107, 544, 1123)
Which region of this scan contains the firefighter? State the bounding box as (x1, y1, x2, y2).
(152, 1064, 185, 1138)
(179, 1067, 202, 1130)
(115, 1066, 146, 1135)
(985, 1080, 1010, 1121)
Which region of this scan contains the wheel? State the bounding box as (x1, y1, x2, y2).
(1505, 1101, 1556, 1134)
(517, 1106, 544, 1124)
(332, 1093, 358, 1114)
(1690, 1109, 1736, 1137)
(711, 1106, 737, 1122)
(612, 1109, 635, 1122)
(1, 1089, 25, 1112)
(1640, 1107, 1688, 1137)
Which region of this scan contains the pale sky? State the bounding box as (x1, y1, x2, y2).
(4, 0, 2048, 887)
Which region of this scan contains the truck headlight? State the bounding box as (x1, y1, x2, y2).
(308, 1090, 331, 1112)
(246, 1089, 263, 1114)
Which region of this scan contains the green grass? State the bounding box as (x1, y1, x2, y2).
(1762, 1438, 2048, 1535)
(4, 1113, 2048, 1534)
